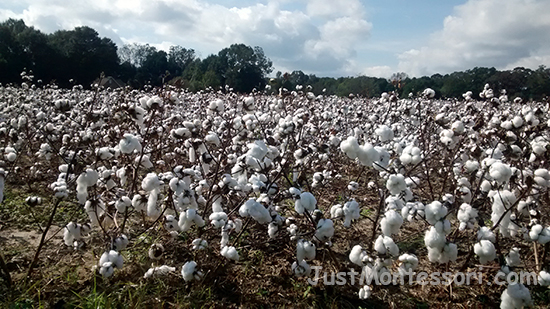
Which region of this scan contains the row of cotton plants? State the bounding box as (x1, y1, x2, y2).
(0, 78, 549, 307)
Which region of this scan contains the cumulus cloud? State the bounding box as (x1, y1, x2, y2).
(1, 0, 373, 77)
(398, 0, 550, 76)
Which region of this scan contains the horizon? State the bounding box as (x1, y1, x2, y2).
(2, 0, 550, 79)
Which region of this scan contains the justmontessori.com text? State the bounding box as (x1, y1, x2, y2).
(307, 266, 540, 286)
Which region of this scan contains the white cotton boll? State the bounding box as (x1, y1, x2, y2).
(291, 260, 311, 277)
(375, 235, 399, 256)
(315, 219, 334, 242)
(529, 225, 550, 244)
(511, 115, 524, 128)
(425, 201, 447, 225)
(538, 271, 550, 286)
(115, 196, 132, 214)
(358, 285, 372, 299)
(451, 120, 465, 134)
(534, 169, 550, 188)
(147, 190, 160, 218)
(114, 234, 129, 251)
(340, 136, 360, 159)
(343, 200, 360, 227)
(135, 154, 154, 169)
(268, 222, 278, 238)
(347, 181, 359, 191)
(380, 209, 403, 236)
(119, 133, 142, 154)
(349, 245, 367, 266)
(500, 283, 532, 309)
(480, 179, 492, 192)
(295, 192, 317, 214)
(209, 211, 228, 229)
(330, 204, 344, 218)
(239, 199, 272, 224)
(99, 262, 114, 278)
(424, 226, 446, 250)
(457, 203, 478, 231)
(474, 240, 496, 264)
(478, 227, 496, 243)
(386, 174, 407, 195)
(221, 246, 239, 261)
(422, 88, 435, 98)
(375, 125, 394, 142)
(132, 194, 147, 212)
(464, 160, 479, 173)
(505, 248, 521, 267)
(356, 143, 379, 166)
(192, 238, 208, 250)
(144, 265, 176, 279)
(5, 151, 16, 162)
(179, 209, 205, 231)
(489, 162, 512, 184)
(181, 261, 199, 282)
(164, 215, 180, 232)
(398, 253, 419, 273)
(297, 239, 316, 261)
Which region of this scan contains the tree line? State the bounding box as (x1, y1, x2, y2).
(1, 19, 549, 100)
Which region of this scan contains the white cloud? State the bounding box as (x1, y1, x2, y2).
(0, 0, 374, 77)
(398, 0, 550, 76)
(362, 66, 393, 78)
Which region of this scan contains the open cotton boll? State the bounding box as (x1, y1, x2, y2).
(477, 227, 496, 243)
(538, 271, 550, 286)
(534, 169, 550, 188)
(400, 145, 422, 165)
(182, 261, 202, 281)
(330, 204, 344, 219)
(144, 265, 175, 279)
(164, 215, 180, 232)
(99, 262, 114, 278)
(489, 162, 512, 184)
(295, 192, 317, 215)
(135, 154, 154, 169)
(374, 235, 399, 256)
(386, 174, 407, 195)
(380, 209, 403, 236)
(221, 246, 239, 261)
(115, 196, 132, 214)
(529, 224, 550, 244)
(297, 239, 316, 261)
(457, 203, 478, 231)
(209, 211, 228, 229)
(315, 219, 334, 242)
(474, 240, 496, 264)
(132, 194, 148, 212)
(268, 222, 279, 238)
(398, 253, 419, 274)
(291, 260, 311, 277)
(422, 87, 435, 98)
(142, 173, 164, 192)
(424, 226, 446, 250)
(340, 136, 360, 159)
(178, 209, 206, 231)
(119, 133, 142, 154)
(500, 283, 532, 309)
(505, 248, 521, 267)
(113, 234, 129, 251)
(356, 143, 379, 166)
(358, 285, 372, 299)
(375, 125, 394, 142)
(451, 120, 465, 134)
(342, 200, 360, 227)
(192, 238, 208, 250)
(239, 199, 272, 224)
(424, 201, 448, 225)
(349, 245, 368, 266)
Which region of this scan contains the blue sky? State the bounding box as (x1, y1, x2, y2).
(2, 0, 549, 78)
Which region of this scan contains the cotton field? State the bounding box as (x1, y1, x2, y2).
(1, 81, 549, 308)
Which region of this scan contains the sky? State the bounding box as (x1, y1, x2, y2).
(2, 0, 550, 78)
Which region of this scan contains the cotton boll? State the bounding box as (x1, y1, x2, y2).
(474, 240, 496, 264)
(457, 203, 478, 231)
(500, 283, 532, 309)
(505, 247, 521, 267)
(99, 262, 114, 278)
(239, 198, 272, 224)
(386, 174, 407, 195)
(221, 246, 239, 261)
(113, 234, 129, 251)
(489, 162, 512, 184)
(477, 227, 496, 243)
(192, 238, 208, 250)
(291, 260, 311, 277)
(330, 204, 344, 219)
(315, 219, 334, 242)
(340, 136, 360, 159)
(144, 265, 176, 279)
(424, 226, 446, 250)
(119, 133, 142, 154)
(182, 261, 200, 281)
(534, 169, 550, 188)
(398, 253, 419, 274)
(349, 245, 367, 266)
(538, 271, 550, 286)
(142, 173, 164, 192)
(425, 201, 448, 225)
(356, 143, 379, 166)
(358, 285, 372, 299)
(380, 209, 403, 236)
(294, 192, 317, 215)
(342, 200, 360, 227)
(375, 235, 399, 256)
(268, 222, 278, 238)
(529, 225, 550, 244)
(149, 243, 164, 260)
(296, 239, 316, 261)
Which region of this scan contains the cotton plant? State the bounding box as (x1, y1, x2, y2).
(423, 201, 457, 264)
